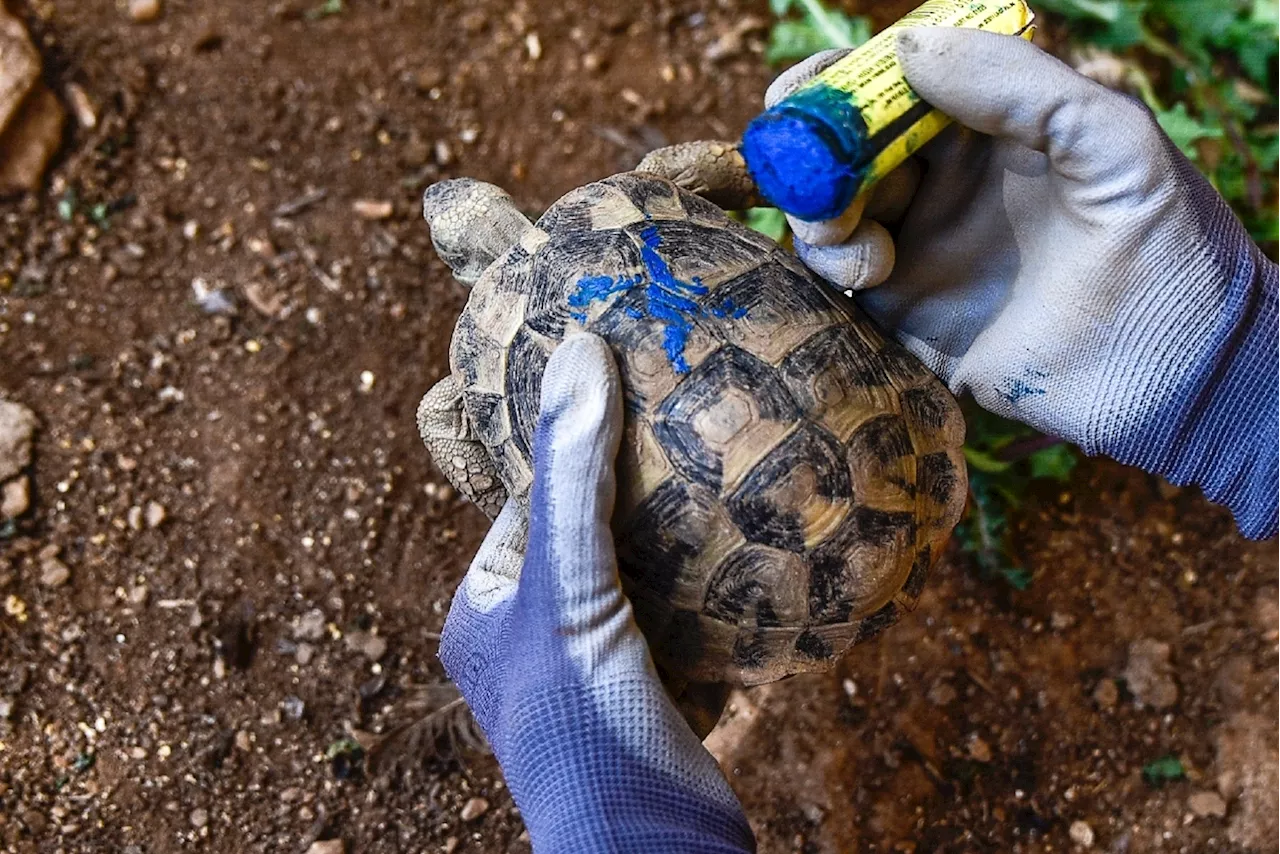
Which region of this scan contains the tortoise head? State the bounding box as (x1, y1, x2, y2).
(422, 178, 534, 287)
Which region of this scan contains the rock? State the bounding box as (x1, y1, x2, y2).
(1254, 587, 1278, 641)
(1068, 820, 1095, 847)
(1, 475, 28, 518)
(234, 730, 252, 752)
(305, 841, 344, 854)
(191, 278, 236, 316)
(1187, 790, 1227, 818)
(65, 83, 96, 129)
(144, 501, 166, 528)
(0, 399, 37, 482)
(295, 642, 314, 665)
(189, 808, 208, 828)
(345, 630, 387, 661)
(0, 6, 40, 128)
(460, 796, 489, 821)
(0, 696, 13, 719)
(442, 837, 459, 854)
(295, 608, 326, 641)
(1122, 638, 1178, 710)
(126, 505, 144, 530)
(0, 83, 64, 195)
(1213, 712, 1278, 849)
(967, 733, 993, 763)
(39, 555, 70, 588)
(926, 680, 956, 707)
(282, 695, 305, 720)
(1091, 678, 1118, 710)
(414, 67, 443, 92)
(128, 0, 162, 23)
(352, 199, 393, 220)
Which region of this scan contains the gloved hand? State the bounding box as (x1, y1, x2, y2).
(439, 333, 755, 853)
(772, 28, 1278, 538)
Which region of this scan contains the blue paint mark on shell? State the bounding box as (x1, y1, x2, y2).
(567, 225, 748, 374)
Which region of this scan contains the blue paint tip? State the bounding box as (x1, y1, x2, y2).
(741, 82, 869, 222)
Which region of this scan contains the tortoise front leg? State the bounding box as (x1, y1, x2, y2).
(636, 141, 762, 212)
(417, 374, 507, 519)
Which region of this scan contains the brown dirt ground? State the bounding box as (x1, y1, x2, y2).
(0, 1, 1275, 853)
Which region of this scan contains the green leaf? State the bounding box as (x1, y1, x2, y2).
(305, 0, 342, 20)
(742, 207, 788, 242)
(1028, 444, 1079, 482)
(766, 0, 870, 63)
(1142, 755, 1186, 785)
(1155, 102, 1224, 157)
(1152, 0, 1239, 46)
(1036, 0, 1148, 47)
(766, 20, 835, 63)
(325, 737, 364, 760)
(769, 0, 795, 16)
(1034, 0, 1129, 22)
(962, 446, 1014, 474)
(57, 190, 77, 221)
(999, 567, 1033, 590)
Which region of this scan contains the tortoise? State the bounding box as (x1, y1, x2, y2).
(418, 141, 967, 712)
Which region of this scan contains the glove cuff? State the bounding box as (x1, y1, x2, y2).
(1090, 159, 1278, 538)
(498, 678, 755, 853)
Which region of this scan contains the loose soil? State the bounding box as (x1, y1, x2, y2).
(0, 1, 1275, 853)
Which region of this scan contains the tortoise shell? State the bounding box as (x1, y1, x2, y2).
(450, 173, 967, 685)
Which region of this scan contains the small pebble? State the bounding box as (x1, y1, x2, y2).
(345, 631, 387, 661)
(1092, 679, 1119, 710)
(1068, 820, 1094, 847)
(967, 733, 993, 763)
(280, 787, 302, 803)
(234, 730, 252, 752)
(1123, 638, 1178, 710)
(282, 695, 305, 720)
(0, 696, 13, 719)
(128, 585, 149, 605)
(442, 837, 459, 854)
(415, 67, 444, 92)
(434, 140, 453, 165)
(295, 609, 326, 641)
(352, 199, 393, 220)
(1187, 790, 1227, 818)
(40, 557, 70, 588)
(1, 476, 29, 519)
(128, 0, 161, 22)
(926, 681, 956, 707)
(66, 84, 97, 129)
(460, 797, 489, 821)
(0, 399, 38, 482)
(189, 808, 208, 829)
(145, 501, 166, 528)
(305, 841, 344, 854)
(295, 642, 315, 665)
(191, 278, 236, 316)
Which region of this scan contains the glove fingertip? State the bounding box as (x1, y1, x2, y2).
(796, 219, 895, 292)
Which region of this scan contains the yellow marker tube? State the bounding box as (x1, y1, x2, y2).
(741, 0, 1036, 221)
